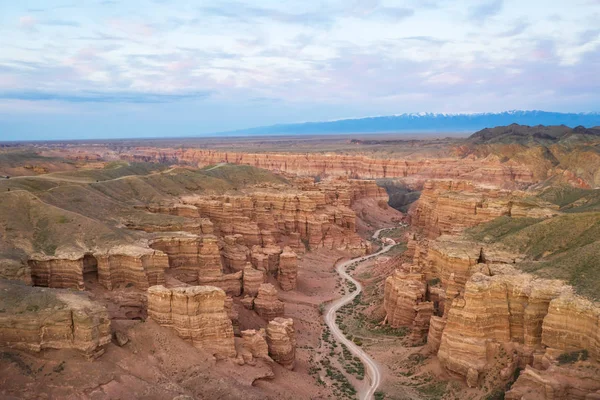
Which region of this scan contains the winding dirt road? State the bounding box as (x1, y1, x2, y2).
(324, 228, 394, 400)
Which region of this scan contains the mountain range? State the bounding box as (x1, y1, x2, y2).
(219, 110, 600, 136)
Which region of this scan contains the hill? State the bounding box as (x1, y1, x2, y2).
(468, 124, 600, 145)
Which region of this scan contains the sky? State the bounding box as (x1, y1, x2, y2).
(0, 0, 599, 140)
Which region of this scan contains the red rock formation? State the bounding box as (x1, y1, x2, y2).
(266, 317, 296, 370)
(409, 180, 559, 238)
(147, 285, 236, 358)
(243, 263, 265, 296)
(383, 270, 432, 343)
(181, 186, 370, 255)
(221, 235, 250, 271)
(437, 270, 566, 388)
(506, 364, 600, 400)
(254, 283, 285, 321)
(149, 235, 222, 284)
(278, 247, 298, 291)
(96, 246, 169, 291)
(239, 329, 270, 365)
(0, 281, 111, 359)
(29, 246, 170, 291)
(197, 271, 242, 296)
(123, 148, 535, 185)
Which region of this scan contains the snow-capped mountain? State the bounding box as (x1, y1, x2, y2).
(220, 110, 600, 136)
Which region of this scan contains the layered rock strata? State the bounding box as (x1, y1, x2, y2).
(0, 281, 111, 358)
(266, 317, 296, 370)
(124, 148, 535, 185)
(383, 270, 433, 343)
(254, 283, 285, 321)
(277, 247, 298, 291)
(149, 235, 222, 284)
(239, 329, 270, 365)
(242, 263, 265, 296)
(409, 180, 559, 238)
(147, 285, 236, 358)
(182, 187, 369, 256)
(29, 246, 169, 291)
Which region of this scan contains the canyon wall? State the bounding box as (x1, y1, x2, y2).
(147, 285, 236, 358)
(29, 246, 169, 291)
(0, 281, 111, 359)
(123, 148, 535, 186)
(409, 180, 559, 238)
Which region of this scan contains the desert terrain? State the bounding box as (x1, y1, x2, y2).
(1, 124, 600, 400)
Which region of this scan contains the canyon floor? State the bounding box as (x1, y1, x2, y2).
(1, 124, 600, 400)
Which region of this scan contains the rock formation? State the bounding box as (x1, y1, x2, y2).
(383, 270, 432, 343)
(124, 148, 536, 185)
(243, 263, 264, 296)
(239, 329, 270, 365)
(149, 235, 222, 284)
(266, 317, 296, 370)
(277, 247, 298, 291)
(147, 285, 236, 358)
(29, 246, 170, 291)
(254, 283, 285, 321)
(409, 180, 559, 238)
(0, 281, 111, 359)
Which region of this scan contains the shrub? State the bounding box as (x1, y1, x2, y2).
(557, 349, 588, 364)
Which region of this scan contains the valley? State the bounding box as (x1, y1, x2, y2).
(1, 124, 599, 399)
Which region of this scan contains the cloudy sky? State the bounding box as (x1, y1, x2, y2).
(0, 0, 599, 140)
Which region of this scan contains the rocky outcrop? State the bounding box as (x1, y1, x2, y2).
(96, 246, 169, 291)
(254, 283, 285, 321)
(197, 271, 242, 296)
(243, 263, 264, 296)
(149, 235, 222, 284)
(506, 364, 600, 400)
(124, 148, 535, 185)
(181, 186, 369, 256)
(409, 180, 559, 238)
(147, 285, 236, 358)
(383, 270, 432, 343)
(0, 281, 111, 359)
(29, 254, 87, 290)
(29, 246, 169, 291)
(221, 235, 250, 271)
(437, 270, 567, 388)
(542, 293, 600, 361)
(239, 329, 270, 365)
(278, 247, 298, 291)
(266, 317, 296, 370)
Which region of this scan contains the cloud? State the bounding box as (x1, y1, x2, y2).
(468, 0, 503, 20)
(18, 15, 80, 30)
(199, 2, 335, 28)
(18, 15, 38, 30)
(498, 19, 529, 37)
(0, 90, 212, 104)
(375, 7, 415, 21)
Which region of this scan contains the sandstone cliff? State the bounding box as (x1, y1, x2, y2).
(124, 148, 535, 185)
(147, 285, 236, 358)
(254, 283, 285, 321)
(409, 180, 559, 238)
(266, 317, 296, 370)
(0, 281, 111, 359)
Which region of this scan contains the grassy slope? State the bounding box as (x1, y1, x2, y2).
(466, 212, 600, 299)
(0, 163, 289, 260)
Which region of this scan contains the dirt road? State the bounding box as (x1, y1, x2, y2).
(325, 228, 393, 400)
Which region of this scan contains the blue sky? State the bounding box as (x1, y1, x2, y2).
(0, 0, 599, 140)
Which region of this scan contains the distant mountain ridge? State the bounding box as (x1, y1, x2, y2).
(219, 110, 600, 136)
(468, 123, 600, 145)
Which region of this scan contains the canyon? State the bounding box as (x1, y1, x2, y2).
(1, 126, 599, 399)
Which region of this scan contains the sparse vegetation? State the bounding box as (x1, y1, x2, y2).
(557, 349, 589, 364)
